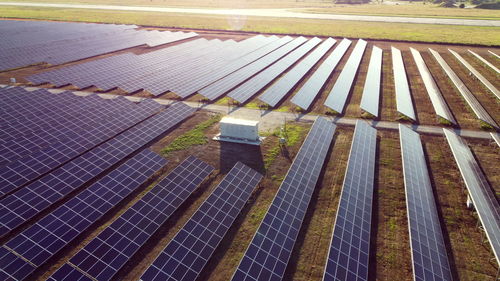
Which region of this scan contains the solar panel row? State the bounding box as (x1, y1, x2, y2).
(199, 37, 308, 101)
(323, 120, 376, 281)
(259, 37, 336, 107)
(443, 129, 500, 266)
(359, 46, 383, 117)
(291, 38, 352, 110)
(0, 102, 195, 237)
(468, 49, 499, 74)
(488, 50, 500, 60)
(228, 37, 322, 104)
(448, 49, 499, 99)
(0, 149, 167, 281)
(50, 156, 214, 281)
(232, 117, 336, 281)
(399, 125, 452, 281)
(324, 39, 367, 114)
(430, 49, 498, 129)
(391, 46, 416, 121)
(410, 48, 456, 124)
(140, 162, 263, 281)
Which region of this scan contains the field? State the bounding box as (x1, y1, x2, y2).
(0, 4, 500, 45)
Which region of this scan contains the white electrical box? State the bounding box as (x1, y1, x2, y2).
(214, 117, 263, 145)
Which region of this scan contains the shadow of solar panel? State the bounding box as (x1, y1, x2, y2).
(410, 48, 456, 124)
(449, 49, 499, 99)
(228, 37, 322, 104)
(291, 38, 351, 111)
(50, 156, 214, 281)
(140, 162, 263, 281)
(231, 117, 336, 281)
(0, 149, 167, 281)
(259, 37, 336, 107)
(430, 49, 498, 129)
(323, 120, 376, 281)
(443, 129, 500, 266)
(399, 125, 452, 281)
(391, 47, 416, 121)
(324, 39, 367, 114)
(359, 46, 382, 117)
(0, 102, 195, 238)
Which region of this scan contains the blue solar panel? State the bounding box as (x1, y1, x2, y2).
(49, 156, 214, 281)
(0, 102, 195, 238)
(232, 117, 336, 281)
(323, 120, 376, 281)
(141, 162, 263, 281)
(0, 149, 167, 280)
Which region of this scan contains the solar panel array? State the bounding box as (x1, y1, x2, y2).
(0, 101, 195, 238)
(443, 129, 500, 266)
(0, 149, 167, 280)
(228, 37, 322, 104)
(488, 50, 500, 60)
(199, 37, 308, 101)
(410, 48, 456, 124)
(324, 39, 367, 113)
(449, 49, 499, 99)
(468, 49, 500, 74)
(359, 46, 383, 117)
(291, 38, 352, 110)
(0, 20, 197, 71)
(492, 133, 500, 147)
(323, 120, 376, 281)
(232, 117, 336, 281)
(259, 37, 336, 107)
(140, 162, 263, 281)
(391, 46, 416, 121)
(399, 125, 452, 281)
(430, 49, 499, 129)
(50, 156, 214, 281)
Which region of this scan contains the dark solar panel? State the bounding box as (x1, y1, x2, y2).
(140, 162, 263, 281)
(324, 39, 367, 114)
(231, 117, 336, 281)
(0, 102, 195, 238)
(290, 39, 352, 111)
(49, 156, 214, 281)
(443, 129, 500, 266)
(323, 120, 376, 281)
(0, 149, 167, 280)
(399, 125, 452, 281)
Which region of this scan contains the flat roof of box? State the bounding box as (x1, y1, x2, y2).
(220, 116, 259, 126)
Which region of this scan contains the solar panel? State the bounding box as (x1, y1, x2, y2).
(430, 49, 498, 129)
(231, 117, 336, 281)
(199, 37, 308, 101)
(449, 49, 499, 99)
(324, 39, 367, 113)
(49, 156, 214, 281)
(140, 162, 263, 281)
(488, 50, 500, 60)
(443, 129, 500, 266)
(323, 120, 376, 281)
(0, 149, 167, 280)
(291, 38, 352, 110)
(492, 133, 500, 147)
(391, 46, 416, 120)
(0, 102, 195, 238)
(468, 49, 499, 74)
(410, 48, 456, 124)
(228, 37, 322, 104)
(259, 37, 336, 107)
(399, 125, 452, 281)
(359, 46, 383, 117)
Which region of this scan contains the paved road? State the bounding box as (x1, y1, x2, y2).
(1, 2, 499, 27)
(5, 85, 495, 141)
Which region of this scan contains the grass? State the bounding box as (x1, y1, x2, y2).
(1, 6, 500, 45)
(161, 114, 221, 155)
(263, 123, 307, 169)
